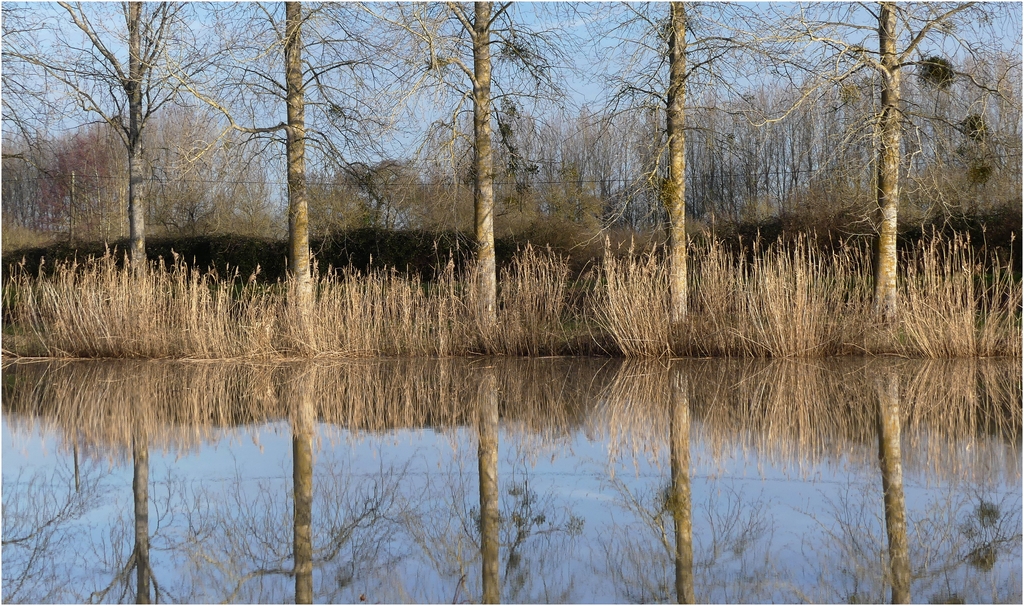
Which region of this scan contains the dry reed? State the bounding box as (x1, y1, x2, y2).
(595, 242, 672, 358)
(2, 233, 1019, 359)
(899, 234, 1022, 357)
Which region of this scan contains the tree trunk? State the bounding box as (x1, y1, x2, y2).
(670, 366, 694, 604)
(477, 368, 500, 603)
(285, 1, 312, 306)
(473, 2, 497, 329)
(874, 3, 900, 320)
(876, 368, 910, 604)
(666, 2, 688, 328)
(290, 367, 315, 604)
(126, 2, 146, 276)
(292, 420, 313, 603)
(132, 437, 151, 604)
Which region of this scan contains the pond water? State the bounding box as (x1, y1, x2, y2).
(2, 357, 1021, 604)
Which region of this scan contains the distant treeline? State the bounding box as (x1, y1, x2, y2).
(5, 206, 1019, 284)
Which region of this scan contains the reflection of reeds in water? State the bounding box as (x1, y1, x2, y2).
(5, 234, 1019, 359)
(593, 358, 1022, 484)
(594, 361, 673, 463)
(0, 358, 615, 458)
(2, 360, 282, 458)
(594, 359, 871, 471)
(2, 358, 1019, 483)
(901, 360, 1023, 483)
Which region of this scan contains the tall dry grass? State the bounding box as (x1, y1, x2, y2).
(591, 236, 872, 357)
(899, 234, 1022, 357)
(593, 233, 1019, 358)
(690, 236, 868, 357)
(2, 233, 1019, 359)
(5, 253, 277, 358)
(597, 242, 672, 358)
(3, 245, 573, 359)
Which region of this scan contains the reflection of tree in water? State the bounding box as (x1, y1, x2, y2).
(592, 358, 1021, 603)
(800, 480, 1022, 604)
(3, 357, 1020, 602)
(600, 475, 777, 603)
(921, 490, 1022, 603)
(1, 444, 190, 604)
(877, 369, 910, 604)
(598, 362, 779, 603)
(503, 476, 585, 572)
(477, 472, 586, 601)
(796, 366, 1021, 605)
(1, 457, 111, 603)
(397, 365, 588, 603)
(172, 452, 408, 603)
(798, 474, 889, 603)
(959, 497, 1019, 573)
(406, 447, 585, 603)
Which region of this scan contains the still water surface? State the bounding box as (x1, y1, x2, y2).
(2, 358, 1021, 604)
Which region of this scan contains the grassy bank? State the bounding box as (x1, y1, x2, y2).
(2, 234, 1020, 359)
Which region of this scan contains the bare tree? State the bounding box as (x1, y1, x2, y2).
(787, 2, 1015, 319)
(873, 3, 906, 320)
(365, 2, 567, 332)
(173, 2, 396, 306)
(589, 3, 758, 331)
(0, 5, 56, 163)
(285, 1, 312, 304)
(145, 106, 277, 238)
(3, 2, 202, 274)
(470, 2, 500, 328)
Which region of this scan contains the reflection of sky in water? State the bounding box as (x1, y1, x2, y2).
(4, 405, 1020, 604)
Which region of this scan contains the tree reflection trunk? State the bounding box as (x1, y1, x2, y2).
(876, 370, 910, 604)
(477, 367, 500, 604)
(291, 372, 314, 605)
(74, 439, 81, 492)
(132, 435, 151, 604)
(670, 367, 694, 603)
